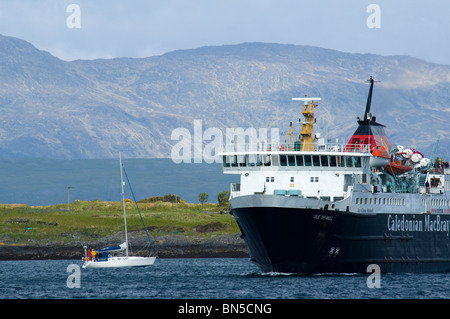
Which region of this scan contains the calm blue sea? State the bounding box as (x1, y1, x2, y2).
(0, 158, 238, 206)
(1, 258, 450, 300)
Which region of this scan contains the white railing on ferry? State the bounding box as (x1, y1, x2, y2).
(222, 142, 371, 154)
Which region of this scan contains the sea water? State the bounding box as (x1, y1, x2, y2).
(1, 258, 450, 300)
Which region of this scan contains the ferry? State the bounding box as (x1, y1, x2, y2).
(220, 77, 450, 274)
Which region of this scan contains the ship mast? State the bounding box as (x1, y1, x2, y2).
(284, 122, 294, 150)
(363, 76, 381, 121)
(292, 96, 321, 151)
(364, 76, 380, 149)
(364, 76, 374, 121)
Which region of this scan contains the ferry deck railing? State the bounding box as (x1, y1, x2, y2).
(222, 142, 371, 154)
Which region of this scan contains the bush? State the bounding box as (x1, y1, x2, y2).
(217, 191, 230, 206)
(138, 194, 181, 204)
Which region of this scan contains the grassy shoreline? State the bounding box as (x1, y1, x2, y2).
(0, 200, 239, 246)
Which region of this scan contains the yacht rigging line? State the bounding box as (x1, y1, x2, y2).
(122, 164, 155, 256)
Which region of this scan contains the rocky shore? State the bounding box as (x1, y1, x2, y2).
(0, 233, 249, 260)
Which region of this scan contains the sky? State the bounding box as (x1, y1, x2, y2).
(0, 0, 449, 65)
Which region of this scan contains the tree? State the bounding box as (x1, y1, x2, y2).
(198, 192, 209, 205)
(217, 190, 230, 206)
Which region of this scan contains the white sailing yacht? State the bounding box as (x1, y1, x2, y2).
(82, 153, 156, 268)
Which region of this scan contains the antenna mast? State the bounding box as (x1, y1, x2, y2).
(364, 76, 380, 121)
(292, 97, 321, 151)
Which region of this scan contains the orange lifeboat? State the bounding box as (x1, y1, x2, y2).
(369, 145, 390, 168)
(384, 159, 413, 175)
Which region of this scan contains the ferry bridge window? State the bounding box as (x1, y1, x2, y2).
(296, 155, 304, 166)
(353, 157, 362, 167)
(238, 155, 246, 167)
(338, 156, 345, 167)
(288, 155, 296, 166)
(320, 155, 328, 167)
(304, 155, 312, 166)
(248, 155, 257, 166)
(290, 177, 294, 182)
(280, 155, 287, 166)
(329, 156, 337, 167)
(261, 155, 271, 166)
(231, 155, 238, 167)
(312, 155, 320, 166)
(345, 156, 353, 167)
(223, 156, 230, 167)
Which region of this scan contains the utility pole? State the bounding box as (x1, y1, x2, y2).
(65, 186, 74, 209)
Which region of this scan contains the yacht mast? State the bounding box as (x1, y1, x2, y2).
(119, 152, 129, 256)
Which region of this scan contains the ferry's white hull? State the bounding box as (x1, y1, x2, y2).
(82, 256, 156, 268)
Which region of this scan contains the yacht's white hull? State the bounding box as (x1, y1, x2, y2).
(82, 256, 156, 268)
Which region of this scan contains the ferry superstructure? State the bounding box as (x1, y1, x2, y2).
(220, 77, 450, 274)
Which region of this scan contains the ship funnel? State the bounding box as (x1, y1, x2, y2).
(345, 77, 391, 152)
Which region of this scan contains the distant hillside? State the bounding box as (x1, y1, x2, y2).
(0, 34, 449, 159)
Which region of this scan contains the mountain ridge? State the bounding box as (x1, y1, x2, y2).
(0, 34, 449, 160)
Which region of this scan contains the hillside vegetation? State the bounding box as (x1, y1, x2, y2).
(0, 200, 237, 245)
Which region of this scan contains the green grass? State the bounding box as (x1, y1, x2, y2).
(0, 200, 238, 244)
